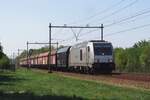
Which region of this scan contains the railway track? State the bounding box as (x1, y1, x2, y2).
(30, 67, 150, 82)
(111, 73, 150, 82)
(54, 71, 150, 82)
(52, 71, 150, 89)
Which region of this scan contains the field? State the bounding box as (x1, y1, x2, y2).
(0, 68, 150, 100)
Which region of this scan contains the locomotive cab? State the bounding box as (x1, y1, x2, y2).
(91, 40, 115, 72)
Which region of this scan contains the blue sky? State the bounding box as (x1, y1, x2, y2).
(0, 0, 150, 57)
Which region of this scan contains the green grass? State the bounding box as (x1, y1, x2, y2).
(0, 68, 150, 100)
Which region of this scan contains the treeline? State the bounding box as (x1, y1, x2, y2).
(0, 45, 10, 70)
(18, 46, 51, 59)
(115, 40, 150, 73)
(19, 45, 64, 58)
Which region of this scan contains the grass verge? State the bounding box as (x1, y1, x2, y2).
(0, 68, 150, 100)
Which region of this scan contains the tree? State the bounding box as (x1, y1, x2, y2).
(0, 45, 3, 59)
(114, 48, 127, 71)
(140, 46, 150, 72)
(133, 40, 150, 48)
(0, 51, 10, 70)
(125, 48, 141, 72)
(0, 54, 10, 66)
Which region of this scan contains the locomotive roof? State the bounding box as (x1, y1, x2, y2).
(72, 40, 112, 47)
(57, 46, 71, 53)
(90, 40, 110, 43)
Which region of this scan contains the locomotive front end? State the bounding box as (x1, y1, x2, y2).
(92, 41, 115, 73)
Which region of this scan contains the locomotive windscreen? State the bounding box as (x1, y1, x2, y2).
(93, 43, 112, 55)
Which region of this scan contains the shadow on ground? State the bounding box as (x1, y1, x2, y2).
(0, 74, 26, 85)
(0, 92, 88, 100)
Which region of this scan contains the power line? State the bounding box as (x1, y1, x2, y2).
(79, 29, 99, 37)
(106, 14, 150, 27)
(105, 23, 150, 37)
(89, 0, 138, 25)
(68, 0, 137, 40)
(80, 23, 150, 41)
(54, 28, 98, 44)
(118, 13, 150, 26)
(54, 0, 126, 42)
(68, 0, 126, 25)
(70, 28, 83, 41)
(53, 0, 140, 44)
(53, 25, 102, 44)
(59, 29, 100, 43)
(60, 0, 138, 42)
(52, 0, 126, 43)
(105, 8, 150, 27)
(61, 29, 98, 43)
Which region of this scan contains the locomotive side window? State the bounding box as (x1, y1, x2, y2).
(80, 49, 82, 61)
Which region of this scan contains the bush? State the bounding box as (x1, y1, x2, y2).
(140, 46, 150, 72)
(114, 48, 127, 71)
(125, 48, 141, 72)
(114, 40, 150, 73)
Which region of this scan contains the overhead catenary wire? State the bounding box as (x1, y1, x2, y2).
(79, 29, 99, 37)
(53, 0, 149, 46)
(72, 0, 139, 39)
(89, 0, 138, 25)
(78, 23, 150, 41)
(53, 0, 135, 43)
(53, 0, 125, 43)
(51, 25, 101, 44)
(118, 13, 150, 26)
(58, 28, 99, 43)
(59, 15, 149, 45)
(105, 23, 150, 37)
(70, 28, 83, 41)
(69, 0, 126, 25)
(105, 8, 150, 27)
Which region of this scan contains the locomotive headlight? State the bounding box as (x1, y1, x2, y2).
(109, 59, 113, 62)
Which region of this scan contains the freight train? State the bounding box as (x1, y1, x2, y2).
(20, 40, 115, 73)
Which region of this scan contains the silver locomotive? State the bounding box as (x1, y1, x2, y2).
(68, 40, 115, 73)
